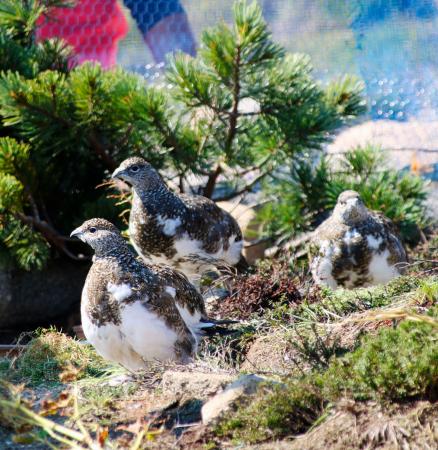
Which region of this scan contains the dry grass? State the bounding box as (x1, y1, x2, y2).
(215, 260, 306, 320)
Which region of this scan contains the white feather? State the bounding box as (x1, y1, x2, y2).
(107, 282, 132, 302)
(310, 240, 338, 290)
(157, 215, 182, 236)
(367, 249, 401, 284)
(165, 286, 176, 297)
(367, 235, 383, 250)
(343, 229, 360, 246)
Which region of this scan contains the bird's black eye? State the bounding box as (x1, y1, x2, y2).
(89, 227, 97, 233)
(130, 165, 139, 173)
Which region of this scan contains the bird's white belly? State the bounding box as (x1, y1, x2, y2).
(81, 302, 144, 371)
(366, 249, 401, 285)
(119, 302, 179, 363)
(81, 298, 180, 371)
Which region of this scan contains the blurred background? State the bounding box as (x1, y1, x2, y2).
(117, 0, 438, 178)
(119, 0, 438, 121)
(40, 0, 437, 177)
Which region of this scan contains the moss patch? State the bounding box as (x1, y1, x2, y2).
(215, 308, 438, 444)
(4, 329, 111, 385)
(295, 275, 424, 322)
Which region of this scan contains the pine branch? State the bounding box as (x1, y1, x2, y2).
(25, 189, 40, 221)
(15, 212, 87, 261)
(233, 153, 273, 177)
(214, 167, 270, 202)
(224, 43, 242, 159)
(88, 131, 117, 171)
(203, 164, 223, 198)
(13, 91, 118, 170)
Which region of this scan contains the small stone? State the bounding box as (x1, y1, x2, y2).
(161, 370, 235, 400)
(201, 374, 266, 425)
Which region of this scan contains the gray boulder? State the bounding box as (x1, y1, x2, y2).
(201, 374, 267, 425)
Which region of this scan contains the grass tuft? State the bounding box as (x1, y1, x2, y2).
(4, 329, 111, 385)
(295, 275, 424, 322)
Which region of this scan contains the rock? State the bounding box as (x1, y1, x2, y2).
(161, 370, 235, 401)
(241, 334, 292, 374)
(327, 120, 438, 172)
(201, 374, 266, 425)
(0, 259, 89, 329)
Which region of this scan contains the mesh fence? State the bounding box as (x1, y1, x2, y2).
(35, 1, 438, 122)
(36, 0, 438, 179)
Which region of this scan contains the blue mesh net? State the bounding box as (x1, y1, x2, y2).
(37, 1, 438, 180)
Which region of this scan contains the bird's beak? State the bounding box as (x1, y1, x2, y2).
(111, 167, 125, 180)
(70, 226, 84, 239)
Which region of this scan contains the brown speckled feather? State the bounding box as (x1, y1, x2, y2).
(112, 157, 246, 280)
(72, 218, 202, 368)
(310, 191, 407, 289)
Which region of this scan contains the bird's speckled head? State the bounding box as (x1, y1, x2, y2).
(70, 218, 127, 256)
(112, 157, 163, 192)
(332, 190, 368, 224)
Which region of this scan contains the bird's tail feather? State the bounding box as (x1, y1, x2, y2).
(200, 317, 238, 326)
(196, 317, 239, 336)
(200, 325, 238, 337)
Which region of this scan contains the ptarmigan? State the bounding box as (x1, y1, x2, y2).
(310, 190, 407, 290)
(70, 218, 229, 370)
(112, 157, 248, 283)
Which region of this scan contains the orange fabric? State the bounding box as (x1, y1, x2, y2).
(36, 0, 129, 68)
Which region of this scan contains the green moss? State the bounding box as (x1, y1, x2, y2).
(216, 308, 438, 444)
(296, 275, 425, 321)
(4, 329, 112, 385)
(321, 311, 438, 401)
(215, 381, 323, 443)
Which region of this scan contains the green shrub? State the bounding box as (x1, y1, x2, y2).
(259, 144, 430, 245)
(216, 308, 438, 443)
(321, 311, 438, 401)
(0, 0, 365, 269)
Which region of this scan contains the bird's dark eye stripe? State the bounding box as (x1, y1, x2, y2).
(89, 227, 97, 233)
